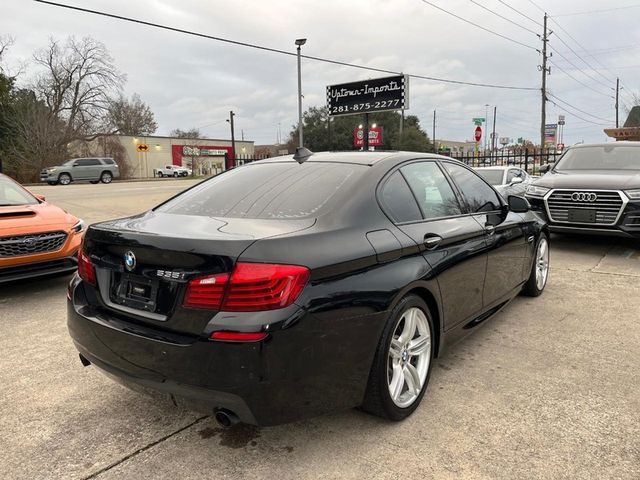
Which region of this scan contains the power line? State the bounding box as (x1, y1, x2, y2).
(554, 4, 640, 17)
(548, 26, 616, 86)
(468, 0, 538, 35)
(549, 99, 611, 127)
(34, 0, 538, 91)
(495, 0, 542, 26)
(549, 61, 612, 98)
(547, 93, 612, 122)
(419, 0, 538, 51)
(548, 46, 613, 93)
(525, 0, 546, 14)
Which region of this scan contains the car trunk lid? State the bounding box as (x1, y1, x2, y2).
(83, 211, 314, 335)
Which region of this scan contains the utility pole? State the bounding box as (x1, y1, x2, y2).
(615, 77, 620, 128)
(229, 110, 236, 168)
(484, 104, 489, 153)
(398, 110, 404, 149)
(539, 13, 551, 151)
(491, 106, 497, 160)
(295, 38, 307, 148)
(433, 109, 437, 153)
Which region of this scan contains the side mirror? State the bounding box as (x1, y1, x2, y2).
(539, 163, 553, 174)
(34, 193, 45, 202)
(508, 195, 530, 213)
(510, 176, 524, 185)
(72, 163, 79, 167)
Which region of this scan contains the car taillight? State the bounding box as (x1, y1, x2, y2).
(183, 273, 229, 309)
(77, 249, 96, 287)
(183, 262, 309, 312)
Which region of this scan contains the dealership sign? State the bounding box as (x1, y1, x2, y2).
(327, 75, 408, 116)
(354, 126, 383, 147)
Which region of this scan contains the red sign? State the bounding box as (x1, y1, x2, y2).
(171, 145, 234, 169)
(354, 127, 383, 147)
(474, 126, 482, 142)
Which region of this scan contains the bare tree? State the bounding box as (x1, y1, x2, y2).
(169, 127, 201, 139)
(33, 36, 125, 143)
(107, 93, 157, 135)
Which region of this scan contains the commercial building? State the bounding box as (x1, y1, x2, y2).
(78, 134, 255, 178)
(122, 135, 254, 177)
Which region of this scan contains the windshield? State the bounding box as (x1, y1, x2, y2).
(0, 176, 39, 206)
(554, 146, 640, 170)
(475, 169, 504, 185)
(63, 159, 76, 166)
(157, 161, 367, 219)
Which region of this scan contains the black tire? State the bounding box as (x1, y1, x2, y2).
(521, 232, 550, 297)
(47, 181, 57, 186)
(361, 294, 435, 421)
(173, 172, 178, 177)
(100, 171, 113, 184)
(58, 173, 72, 186)
(90, 180, 99, 184)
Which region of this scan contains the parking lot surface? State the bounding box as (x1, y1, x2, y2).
(2, 180, 639, 479)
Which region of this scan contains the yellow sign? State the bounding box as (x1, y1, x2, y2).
(137, 143, 149, 152)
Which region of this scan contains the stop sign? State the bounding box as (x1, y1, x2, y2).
(474, 126, 482, 142)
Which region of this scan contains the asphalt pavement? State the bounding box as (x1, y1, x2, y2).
(1, 180, 639, 479)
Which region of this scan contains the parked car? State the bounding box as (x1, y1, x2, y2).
(68, 151, 549, 427)
(0, 173, 84, 283)
(153, 165, 190, 178)
(526, 141, 640, 238)
(475, 166, 532, 197)
(40, 158, 120, 185)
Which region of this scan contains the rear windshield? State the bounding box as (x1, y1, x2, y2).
(475, 169, 504, 185)
(555, 146, 640, 170)
(157, 162, 366, 219)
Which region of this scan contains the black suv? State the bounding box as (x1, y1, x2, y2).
(526, 142, 640, 238)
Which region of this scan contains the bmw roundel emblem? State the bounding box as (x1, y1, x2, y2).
(124, 251, 136, 271)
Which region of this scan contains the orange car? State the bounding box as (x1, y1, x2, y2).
(0, 173, 83, 283)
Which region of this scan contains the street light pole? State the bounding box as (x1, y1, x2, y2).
(295, 38, 307, 148)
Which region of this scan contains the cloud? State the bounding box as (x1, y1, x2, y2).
(1, 0, 636, 145)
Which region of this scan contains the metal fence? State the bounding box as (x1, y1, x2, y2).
(449, 149, 561, 174)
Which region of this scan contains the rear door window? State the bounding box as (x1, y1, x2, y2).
(157, 162, 366, 219)
(400, 162, 462, 219)
(442, 162, 502, 213)
(379, 171, 422, 223)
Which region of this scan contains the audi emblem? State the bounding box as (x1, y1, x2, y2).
(571, 192, 597, 202)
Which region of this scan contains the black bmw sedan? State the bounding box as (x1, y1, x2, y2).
(68, 151, 549, 426)
(526, 142, 640, 238)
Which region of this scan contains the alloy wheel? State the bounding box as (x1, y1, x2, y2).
(535, 237, 549, 290)
(101, 172, 112, 184)
(387, 307, 432, 408)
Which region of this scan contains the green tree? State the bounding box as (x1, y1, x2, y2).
(288, 107, 433, 152)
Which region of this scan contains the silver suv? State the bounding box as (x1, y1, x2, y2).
(41, 158, 120, 186)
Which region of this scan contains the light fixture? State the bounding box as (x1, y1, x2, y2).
(295, 38, 307, 46)
(358, 124, 363, 129)
(371, 123, 377, 128)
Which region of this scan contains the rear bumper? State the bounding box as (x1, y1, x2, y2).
(67, 278, 385, 426)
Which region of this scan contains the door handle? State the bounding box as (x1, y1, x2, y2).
(423, 234, 443, 250)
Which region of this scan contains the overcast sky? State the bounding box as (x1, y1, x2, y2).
(2, 0, 639, 146)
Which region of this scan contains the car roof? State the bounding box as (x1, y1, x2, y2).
(568, 141, 640, 149)
(254, 151, 448, 166)
(474, 166, 517, 171)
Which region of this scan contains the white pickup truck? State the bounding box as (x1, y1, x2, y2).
(153, 165, 191, 177)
